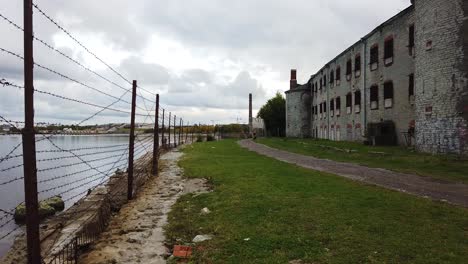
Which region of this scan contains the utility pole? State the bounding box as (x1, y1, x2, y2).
(22, 0, 41, 262)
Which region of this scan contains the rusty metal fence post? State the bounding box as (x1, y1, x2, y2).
(173, 115, 177, 147)
(127, 80, 137, 200)
(178, 118, 182, 145)
(161, 108, 165, 148)
(185, 121, 189, 143)
(152, 94, 159, 176)
(168, 112, 171, 149)
(22, 0, 41, 263)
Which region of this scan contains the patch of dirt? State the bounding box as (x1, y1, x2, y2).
(78, 149, 209, 264)
(239, 140, 468, 208)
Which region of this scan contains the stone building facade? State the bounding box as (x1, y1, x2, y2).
(285, 0, 468, 155)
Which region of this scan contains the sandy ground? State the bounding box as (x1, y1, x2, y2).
(79, 148, 208, 264)
(239, 140, 468, 207)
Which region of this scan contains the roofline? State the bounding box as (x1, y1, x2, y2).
(309, 4, 414, 80)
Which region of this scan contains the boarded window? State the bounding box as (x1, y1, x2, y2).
(355, 55, 361, 72)
(336, 67, 341, 81)
(409, 74, 414, 97)
(370, 45, 379, 65)
(346, 59, 352, 76)
(384, 37, 394, 59)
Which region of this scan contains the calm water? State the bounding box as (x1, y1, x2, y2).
(0, 134, 157, 257)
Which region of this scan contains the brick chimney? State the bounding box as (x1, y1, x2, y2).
(290, 69, 298, 89)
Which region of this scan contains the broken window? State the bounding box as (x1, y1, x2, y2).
(346, 93, 352, 114)
(370, 45, 379, 70)
(384, 81, 394, 108)
(354, 90, 361, 113)
(370, 85, 379, 110)
(384, 37, 394, 65)
(346, 59, 352, 80)
(355, 54, 361, 77)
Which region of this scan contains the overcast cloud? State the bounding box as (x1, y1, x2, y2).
(0, 0, 410, 125)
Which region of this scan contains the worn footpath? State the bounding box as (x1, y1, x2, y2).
(239, 139, 468, 208)
(79, 148, 208, 264)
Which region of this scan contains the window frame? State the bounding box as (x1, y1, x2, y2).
(346, 59, 352, 81)
(383, 81, 394, 108)
(384, 36, 394, 66)
(370, 85, 379, 110)
(354, 54, 361, 78)
(370, 44, 379, 71)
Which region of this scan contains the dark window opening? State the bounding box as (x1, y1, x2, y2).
(319, 104, 322, 113)
(409, 74, 414, 97)
(384, 37, 394, 60)
(324, 75, 327, 87)
(315, 82, 318, 92)
(409, 25, 415, 48)
(346, 93, 352, 107)
(324, 102, 327, 113)
(320, 78, 323, 90)
(370, 85, 379, 102)
(370, 45, 379, 65)
(336, 97, 341, 110)
(346, 59, 352, 76)
(330, 70, 334, 83)
(384, 81, 394, 108)
(330, 99, 334, 111)
(355, 55, 361, 72)
(384, 82, 394, 99)
(336, 67, 341, 81)
(354, 90, 361, 105)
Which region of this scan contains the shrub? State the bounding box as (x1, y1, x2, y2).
(207, 135, 215, 141)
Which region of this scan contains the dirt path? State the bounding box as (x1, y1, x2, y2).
(79, 149, 208, 264)
(239, 140, 468, 208)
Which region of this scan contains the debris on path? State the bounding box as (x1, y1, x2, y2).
(79, 149, 209, 264)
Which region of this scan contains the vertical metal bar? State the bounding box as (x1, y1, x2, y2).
(168, 112, 171, 149)
(152, 94, 159, 176)
(161, 109, 165, 148)
(178, 118, 182, 145)
(249, 93, 253, 137)
(127, 80, 137, 200)
(185, 121, 189, 143)
(22, 0, 41, 263)
(173, 115, 177, 147)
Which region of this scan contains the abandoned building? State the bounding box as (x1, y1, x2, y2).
(285, 0, 468, 155)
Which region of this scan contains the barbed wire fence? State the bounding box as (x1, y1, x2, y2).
(0, 1, 199, 263)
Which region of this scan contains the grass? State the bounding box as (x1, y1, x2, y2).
(165, 140, 468, 264)
(256, 137, 468, 184)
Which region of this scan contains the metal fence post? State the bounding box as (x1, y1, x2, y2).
(22, 0, 41, 263)
(161, 108, 165, 148)
(152, 94, 159, 176)
(173, 115, 177, 147)
(168, 112, 171, 149)
(179, 118, 182, 145)
(185, 121, 189, 143)
(127, 80, 137, 200)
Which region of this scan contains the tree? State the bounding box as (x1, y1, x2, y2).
(257, 92, 286, 137)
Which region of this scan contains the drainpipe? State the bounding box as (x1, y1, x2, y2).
(362, 38, 368, 137)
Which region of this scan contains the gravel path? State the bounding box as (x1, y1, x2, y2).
(239, 140, 468, 208)
(79, 149, 208, 264)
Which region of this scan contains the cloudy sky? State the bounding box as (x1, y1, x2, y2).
(0, 0, 410, 126)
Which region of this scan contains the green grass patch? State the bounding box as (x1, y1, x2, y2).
(164, 140, 468, 263)
(257, 138, 468, 184)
